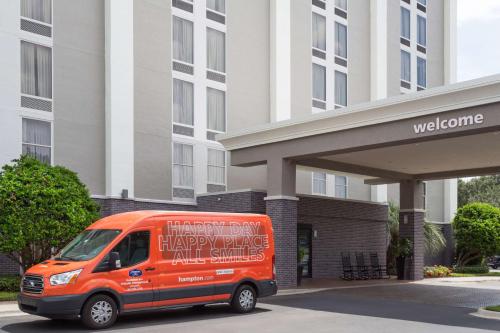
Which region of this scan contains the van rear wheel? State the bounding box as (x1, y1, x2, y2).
(231, 285, 257, 313)
(81, 294, 118, 330)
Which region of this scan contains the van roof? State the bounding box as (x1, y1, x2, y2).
(88, 211, 269, 230)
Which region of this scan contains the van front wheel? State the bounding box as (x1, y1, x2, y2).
(231, 285, 257, 313)
(81, 294, 118, 330)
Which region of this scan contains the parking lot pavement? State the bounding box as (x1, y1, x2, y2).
(2, 282, 500, 333)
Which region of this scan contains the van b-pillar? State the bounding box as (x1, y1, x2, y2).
(265, 157, 298, 288)
(399, 180, 425, 280)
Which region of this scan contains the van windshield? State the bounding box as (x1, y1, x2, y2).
(55, 229, 121, 261)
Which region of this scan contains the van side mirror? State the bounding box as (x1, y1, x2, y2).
(109, 252, 121, 270)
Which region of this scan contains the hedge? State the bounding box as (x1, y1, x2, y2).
(453, 265, 489, 274)
(0, 276, 21, 292)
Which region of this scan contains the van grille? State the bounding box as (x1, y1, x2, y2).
(22, 274, 44, 294)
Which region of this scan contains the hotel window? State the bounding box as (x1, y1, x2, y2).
(335, 175, 347, 198)
(207, 88, 225, 132)
(21, 41, 52, 99)
(173, 79, 194, 127)
(400, 7, 410, 41)
(335, 71, 347, 107)
(173, 16, 193, 64)
(417, 16, 426, 47)
(417, 0, 427, 5)
(313, 172, 327, 195)
(207, 28, 225, 73)
(335, 0, 347, 11)
(313, 64, 326, 102)
(335, 22, 347, 59)
(207, 0, 225, 14)
(312, 13, 326, 52)
(173, 143, 194, 189)
(401, 50, 411, 83)
(417, 57, 426, 89)
(22, 118, 51, 164)
(21, 0, 51, 24)
(207, 149, 226, 186)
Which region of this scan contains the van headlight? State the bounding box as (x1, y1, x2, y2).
(49, 269, 82, 286)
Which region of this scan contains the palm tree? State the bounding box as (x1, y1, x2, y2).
(424, 222, 447, 256)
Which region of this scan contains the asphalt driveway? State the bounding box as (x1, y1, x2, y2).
(2, 281, 500, 332)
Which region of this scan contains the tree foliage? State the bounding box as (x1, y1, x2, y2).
(0, 156, 100, 271)
(424, 222, 447, 256)
(458, 176, 500, 208)
(453, 202, 500, 266)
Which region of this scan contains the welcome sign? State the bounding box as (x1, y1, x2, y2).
(413, 113, 484, 134)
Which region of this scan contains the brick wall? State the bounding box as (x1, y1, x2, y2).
(95, 198, 198, 217)
(0, 254, 19, 276)
(298, 196, 388, 279)
(197, 191, 266, 213)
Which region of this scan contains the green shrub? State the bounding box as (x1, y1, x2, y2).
(424, 265, 452, 278)
(453, 203, 500, 266)
(0, 155, 100, 272)
(453, 265, 489, 274)
(0, 276, 21, 292)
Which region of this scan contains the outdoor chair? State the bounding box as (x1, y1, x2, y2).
(369, 252, 388, 279)
(341, 252, 355, 280)
(355, 252, 370, 280)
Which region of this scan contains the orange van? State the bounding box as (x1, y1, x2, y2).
(18, 211, 277, 329)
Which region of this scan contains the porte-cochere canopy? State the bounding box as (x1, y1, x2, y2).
(217, 75, 500, 286)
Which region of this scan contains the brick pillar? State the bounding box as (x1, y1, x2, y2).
(399, 180, 425, 280)
(265, 157, 298, 288)
(266, 198, 298, 288)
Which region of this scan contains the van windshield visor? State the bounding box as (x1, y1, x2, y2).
(55, 229, 121, 261)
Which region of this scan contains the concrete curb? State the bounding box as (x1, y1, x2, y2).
(0, 301, 26, 318)
(277, 281, 410, 296)
(471, 308, 500, 320)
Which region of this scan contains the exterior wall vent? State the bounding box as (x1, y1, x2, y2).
(173, 187, 195, 199)
(172, 0, 193, 13)
(312, 100, 326, 110)
(21, 19, 52, 37)
(173, 124, 194, 137)
(173, 61, 194, 75)
(21, 96, 52, 112)
(207, 70, 225, 83)
(206, 10, 225, 24)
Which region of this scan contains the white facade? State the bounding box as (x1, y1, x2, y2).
(0, 0, 53, 169)
(0, 0, 458, 223)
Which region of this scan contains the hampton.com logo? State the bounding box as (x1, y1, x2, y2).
(413, 113, 484, 134)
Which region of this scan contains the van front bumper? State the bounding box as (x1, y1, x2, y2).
(18, 293, 84, 319)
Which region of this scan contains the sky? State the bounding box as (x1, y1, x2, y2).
(457, 0, 500, 81)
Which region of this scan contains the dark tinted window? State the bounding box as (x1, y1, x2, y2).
(101, 231, 150, 269)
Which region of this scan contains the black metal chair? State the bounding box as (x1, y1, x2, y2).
(341, 252, 355, 280)
(355, 252, 370, 280)
(369, 252, 388, 279)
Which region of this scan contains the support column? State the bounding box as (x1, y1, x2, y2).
(399, 180, 425, 280)
(270, 0, 291, 122)
(265, 158, 298, 288)
(105, 0, 135, 198)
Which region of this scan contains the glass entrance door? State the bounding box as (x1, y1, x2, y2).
(297, 225, 312, 278)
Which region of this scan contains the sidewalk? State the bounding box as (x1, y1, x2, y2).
(415, 276, 500, 290)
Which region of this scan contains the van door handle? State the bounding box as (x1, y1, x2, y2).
(145, 267, 155, 271)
